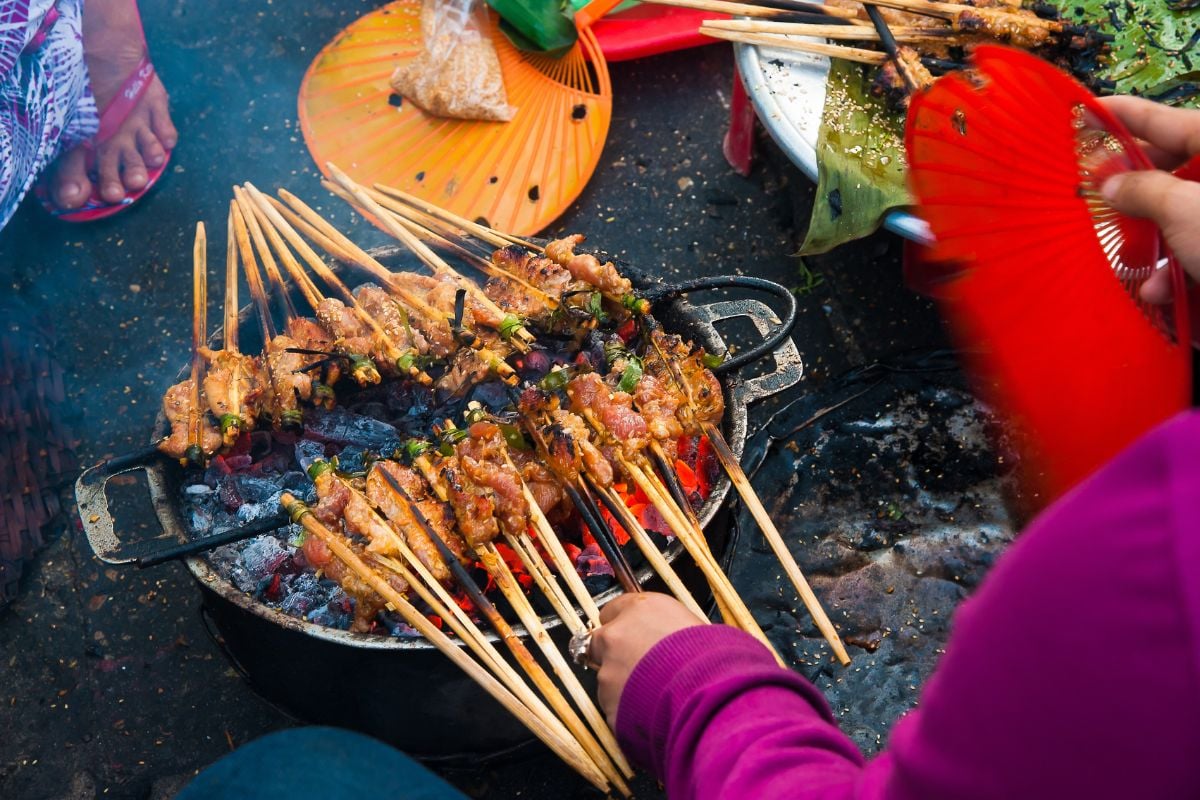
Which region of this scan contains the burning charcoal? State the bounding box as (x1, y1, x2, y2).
(294, 440, 328, 473)
(218, 475, 245, 511)
(464, 380, 513, 414)
(333, 448, 371, 476)
(575, 541, 615, 578)
(306, 407, 402, 452)
(189, 506, 215, 535)
(234, 475, 284, 505)
(306, 588, 353, 630)
(280, 470, 312, 497)
(236, 496, 286, 525)
(278, 573, 330, 618)
(239, 536, 290, 583)
(583, 574, 615, 595)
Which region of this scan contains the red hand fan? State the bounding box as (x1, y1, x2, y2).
(904, 46, 1194, 508)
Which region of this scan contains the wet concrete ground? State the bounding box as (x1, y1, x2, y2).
(0, 2, 998, 798)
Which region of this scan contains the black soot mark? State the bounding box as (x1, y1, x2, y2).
(572, 104, 587, 120)
(387, 93, 403, 108)
(528, 185, 540, 202)
(828, 188, 842, 220)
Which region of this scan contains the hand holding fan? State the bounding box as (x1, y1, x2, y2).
(904, 46, 1196, 507)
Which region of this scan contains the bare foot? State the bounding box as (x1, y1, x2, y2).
(49, 0, 177, 210)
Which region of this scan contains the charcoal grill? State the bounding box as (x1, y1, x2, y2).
(74, 244, 803, 759)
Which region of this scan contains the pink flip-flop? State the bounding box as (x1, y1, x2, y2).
(37, 54, 172, 222)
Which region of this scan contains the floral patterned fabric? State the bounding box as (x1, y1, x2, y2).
(0, 0, 97, 229)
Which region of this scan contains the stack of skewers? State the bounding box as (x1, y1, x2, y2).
(160, 168, 848, 792)
(643, 0, 1114, 106)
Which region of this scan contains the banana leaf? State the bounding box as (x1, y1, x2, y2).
(799, 59, 910, 256)
(798, 1, 1197, 258)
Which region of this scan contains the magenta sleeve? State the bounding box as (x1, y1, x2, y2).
(614, 411, 1200, 800)
(615, 625, 867, 800)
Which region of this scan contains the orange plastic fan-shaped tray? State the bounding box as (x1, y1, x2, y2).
(299, 1, 612, 236)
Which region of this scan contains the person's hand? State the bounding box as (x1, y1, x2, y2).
(589, 593, 706, 725)
(1097, 96, 1200, 301)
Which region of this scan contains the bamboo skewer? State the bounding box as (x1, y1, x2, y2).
(320, 180, 551, 308)
(372, 182, 539, 252)
(407, 451, 589, 640)
(325, 164, 536, 349)
(241, 184, 330, 310)
(359, 187, 559, 310)
(650, 0, 861, 21)
(233, 186, 296, 327)
(278, 493, 611, 793)
(701, 27, 890, 62)
(374, 470, 629, 795)
(242, 184, 432, 386)
(505, 532, 585, 637)
(186, 222, 208, 466)
(480, 542, 633, 780)
(702, 18, 958, 40)
(223, 215, 239, 355)
(324, 470, 562, 714)
(503, 452, 603, 627)
(701, 422, 851, 665)
(584, 476, 709, 620)
(618, 453, 782, 659)
(270, 187, 521, 384)
(232, 200, 277, 343)
(859, 0, 1063, 29)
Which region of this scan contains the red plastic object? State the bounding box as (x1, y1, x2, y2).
(592, 7, 726, 61)
(905, 46, 1192, 507)
(724, 66, 755, 176)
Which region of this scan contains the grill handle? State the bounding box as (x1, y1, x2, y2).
(659, 277, 804, 407)
(74, 448, 287, 567)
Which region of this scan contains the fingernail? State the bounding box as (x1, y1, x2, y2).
(147, 154, 163, 167)
(61, 181, 80, 198)
(1101, 174, 1125, 202)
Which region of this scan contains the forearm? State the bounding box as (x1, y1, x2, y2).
(617, 626, 869, 800)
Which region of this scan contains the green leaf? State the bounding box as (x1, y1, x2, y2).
(1064, 0, 1198, 105)
(799, 60, 912, 256)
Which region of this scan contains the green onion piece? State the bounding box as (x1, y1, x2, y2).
(499, 423, 530, 451)
(396, 352, 415, 372)
(442, 428, 468, 446)
(603, 339, 629, 368)
(314, 383, 334, 401)
(701, 352, 727, 370)
(218, 414, 241, 435)
(286, 500, 311, 525)
(499, 314, 523, 341)
(587, 292, 607, 322)
(464, 407, 487, 425)
(280, 409, 304, 430)
(184, 444, 204, 467)
(288, 528, 308, 548)
(405, 440, 430, 460)
(617, 359, 643, 393)
(622, 295, 650, 315)
(539, 367, 571, 392)
(307, 460, 333, 481)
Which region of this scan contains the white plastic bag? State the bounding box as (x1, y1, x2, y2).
(390, 0, 516, 122)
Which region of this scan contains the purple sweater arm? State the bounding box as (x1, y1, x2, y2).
(615, 411, 1200, 800)
(616, 625, 868, 800)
